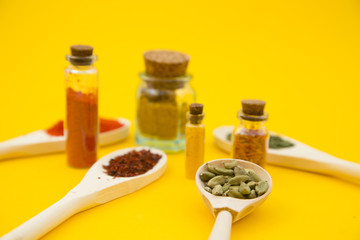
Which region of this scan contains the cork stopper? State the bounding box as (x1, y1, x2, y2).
(68, 45, 95, 65)
(71, 45, 93, 57)
(144, 50, 190, 78)
(239, 99, 268, 121)
(242, 100, 265, 116)
(189, 103, 203, 115)
(188, 103, 204, 124)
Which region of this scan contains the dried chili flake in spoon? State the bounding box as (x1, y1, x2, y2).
(103, 149, 162, 177)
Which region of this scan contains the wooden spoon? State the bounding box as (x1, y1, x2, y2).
(213, 125, 360, 184)
(0, 118, 130, 161)
(1, 146, 167, 240)
(196, 159, 272, 240)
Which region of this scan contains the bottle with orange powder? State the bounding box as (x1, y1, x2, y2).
(65, 45, 99, 168)
(231, 100, 269, 168)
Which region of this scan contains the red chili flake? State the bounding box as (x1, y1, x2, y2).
(103, 149, 162, 178)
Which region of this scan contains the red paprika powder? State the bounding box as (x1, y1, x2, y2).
(46, 121, 64, 136)
(99, 118, 124, 133)
(46, 119, 123, 137)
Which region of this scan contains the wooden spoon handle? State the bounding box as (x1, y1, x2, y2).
(323, 157, 360, 184)
(209, 210, 233, 240)
(1, 195, 88, 240)
(268, 151, 360, 184)
(0, 141, 23, 160)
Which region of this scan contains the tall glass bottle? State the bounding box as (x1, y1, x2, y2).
(65, 45, 99, 168)
(185, 103, 205, 179)
(232, 100, 268, 167)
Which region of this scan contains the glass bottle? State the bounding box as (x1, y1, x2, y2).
(64, 45, 99, 168)
(136, 50, 195, 152)
(185, 103, 205, 179)
(232, 100, 269, 167)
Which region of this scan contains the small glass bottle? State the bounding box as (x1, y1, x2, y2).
(136, 50, 195, 152)
(185, 103, 205, 179)
(65, 45, 99, 168)
(232, 100, 269, 167)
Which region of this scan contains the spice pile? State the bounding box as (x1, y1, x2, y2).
(268, 135, 294, 149)
(46, 118, 124, 137)
(103, 149, 162, 177)
(199, 160, 269, 199)
(227, 133, 295, 150)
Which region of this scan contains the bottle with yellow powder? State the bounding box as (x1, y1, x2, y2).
(185, 103, 205, 179)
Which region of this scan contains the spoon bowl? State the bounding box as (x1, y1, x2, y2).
(2, 146, 167, 240)
(71, 146, 167, 204)
(196, 159, 272, 240)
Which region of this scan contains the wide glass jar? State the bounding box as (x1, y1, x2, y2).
(136, 73, 195, 152)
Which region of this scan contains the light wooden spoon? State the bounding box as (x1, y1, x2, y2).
(0, 118, 130, 161)
(1, 146, 167, 240)
(196, 159, 272, 240)
(213, 125, 360, 184)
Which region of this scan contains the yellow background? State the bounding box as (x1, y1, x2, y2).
(0, 0, 360, 239)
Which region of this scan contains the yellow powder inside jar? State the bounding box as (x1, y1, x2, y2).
(137, 92, 178, 139)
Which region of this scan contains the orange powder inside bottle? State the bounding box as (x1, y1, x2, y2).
(66, 88, 98, 168)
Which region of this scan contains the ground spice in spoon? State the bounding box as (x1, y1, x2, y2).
(103, 149, 162, 177)
(46, 118, 124, 136)
(227, 133, 294, 149)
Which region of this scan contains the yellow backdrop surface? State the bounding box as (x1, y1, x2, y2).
(0, 0, 360, 239)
